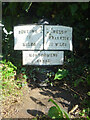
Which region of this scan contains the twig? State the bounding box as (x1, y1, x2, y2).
(69, 105, 78, 114)
(64, 83, 83, 100)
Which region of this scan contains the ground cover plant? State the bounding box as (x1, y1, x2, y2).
(0, 60, 27, 98)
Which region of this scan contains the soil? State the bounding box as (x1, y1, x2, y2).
(1, 82, 81, 119)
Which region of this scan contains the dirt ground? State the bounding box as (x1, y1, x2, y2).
(1, 82, 81, 119)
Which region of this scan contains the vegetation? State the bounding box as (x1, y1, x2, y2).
(1, 2, 90, 119)
(0, 60, 27, 99)
(48, 99, 70, 119)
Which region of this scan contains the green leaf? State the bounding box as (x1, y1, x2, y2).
(23, 75, 27, 79)
(83, 109, 86, 113)
(48, 99, 70, 119)
(26, 2, 32, 12)
(54, 69, 68, 80)
(81, 3, 88, 10)
(74, 78, 84, 87)
(86, 75, 90, 86)
(87, 92, 90, 96)
(48, 99, 63, 118)
(0, 85, 2, 89)
(7, 61, 17, 70)
(63, 111, 70, 120)
(3, 81, 8, 84)
(69, 4, 78, 16)
(9, 3, 17, 16)
(48, 106, 60, 119)
(86, 116, 90, 120)
(21, 67, 26, 72)
(7, 67, 14, 72)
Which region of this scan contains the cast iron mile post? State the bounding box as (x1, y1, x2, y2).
(14, 20, 72, 86)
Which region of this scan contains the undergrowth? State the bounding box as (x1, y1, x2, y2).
(0, 60, 27, 100)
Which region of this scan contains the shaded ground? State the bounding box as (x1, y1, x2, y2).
(1, 82, 81, 119)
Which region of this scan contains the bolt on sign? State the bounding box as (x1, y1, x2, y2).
(14, 24, 72, 65)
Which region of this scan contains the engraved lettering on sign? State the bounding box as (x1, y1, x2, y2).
(23, 42, 36, 46)
(28, 53, 58, 57)
(49, 36, 70, 40)
(18, 29, 43, 34)
(36, 59, 50, 63)
(23, 51, 64, 65)
(18, 29, 37, 34)
(44, 25, 72, 50)
(14, 25, 43, 50)
(52, 30, 67, 34)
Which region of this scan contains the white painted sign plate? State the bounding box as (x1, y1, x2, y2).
(44, 25, 72, 51)
(14, 25, 43, 50)
(23, 51, 64, 65)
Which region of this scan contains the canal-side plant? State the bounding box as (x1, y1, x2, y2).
(48, 98, 70, 119)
